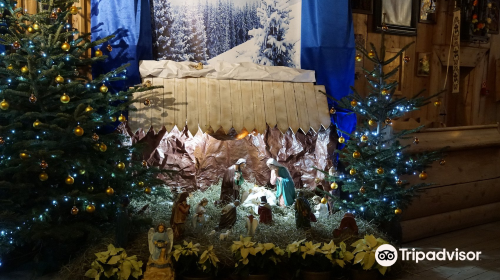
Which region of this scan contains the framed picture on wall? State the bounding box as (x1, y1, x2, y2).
(487, 0, 500, 34)
(374, 0, 419, 36)
(383, 48, 406, 95)
(417, 52, 431, 77)
(419, 0, 437, 23)
(352, 0, 373, 14)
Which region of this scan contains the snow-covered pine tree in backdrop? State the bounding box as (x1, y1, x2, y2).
(152, 0, 175, 60)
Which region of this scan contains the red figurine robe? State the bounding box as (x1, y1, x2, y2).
(258, 203, 273, 224)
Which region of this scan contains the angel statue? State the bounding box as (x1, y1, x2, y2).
(143, 223, 175, 280)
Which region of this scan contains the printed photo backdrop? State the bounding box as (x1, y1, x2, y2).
(150, 0, 301, 67)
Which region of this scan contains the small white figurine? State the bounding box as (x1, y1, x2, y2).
(219, 229, 231, 241)
(245, 211, 259, 237)
(313, 196, 329, 219)
(192, 198, 208, 229)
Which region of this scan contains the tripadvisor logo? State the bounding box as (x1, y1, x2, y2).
(375, 244, 482, 267)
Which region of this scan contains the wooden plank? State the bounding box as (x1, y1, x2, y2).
(262, 82, 277, 129)
(252, 81, 267, 133)
(401, 202, 500, 242)
(230, 80, 243, 133)
(403, 177, 500, 221)
(303, 83, 320, 132)
(150, 78, 164, 131)
(134, 79, 149, 131)
(129, 87, 140, 132)
(208, 79, 221, 132)
(314, 85, 331, 130)
(474, 56, 487, 125)
(496, 59, 500, 102)
(174, 79, 187, 131)
(283, 83, 300, 133)
(272, 82, 288, 133)
(198, 78, 209, 133)
(186, 78, 199, 136)
(293, 83, 309, 133)
(219, 80, 232, 134)
(163, 79, 176, 132)
(241, 81, 255, 133)
(435, 45, 489, 67)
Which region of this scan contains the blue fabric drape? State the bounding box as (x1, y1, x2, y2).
(90, 0, 153, 88)
(300, 0, 357, 150)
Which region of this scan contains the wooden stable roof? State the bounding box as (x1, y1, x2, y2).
(129, 78, 331, 135)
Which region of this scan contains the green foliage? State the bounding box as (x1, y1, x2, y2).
(84, 244, 143, 280)
(319, 33, 446, 223)
(0, 1, 174, 258)
(230, 236, 285, 277)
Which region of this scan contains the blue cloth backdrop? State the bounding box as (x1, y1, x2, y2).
(300, 0, 357, 150)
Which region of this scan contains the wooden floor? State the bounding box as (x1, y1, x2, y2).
(394, 221, 500, 280)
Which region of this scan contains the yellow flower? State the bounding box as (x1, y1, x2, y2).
(199, 245, 219, 270)
(300, 241, 321, 259)
(257, 243, 275, 255)
(351, 236, 388, 271)
(273, 246, 285, 256)
(321, 240, 338, 255)
(231, 236, 255, 253)
(286, 239, 305, 255)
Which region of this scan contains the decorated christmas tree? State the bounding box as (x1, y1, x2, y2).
(321, 33, 445, 225)
(0, 0, 170, 258)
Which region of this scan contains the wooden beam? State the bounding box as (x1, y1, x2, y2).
(496, 59, 500, 102)
(434, 45, 489, 67)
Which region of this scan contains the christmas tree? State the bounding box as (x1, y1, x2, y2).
(321, 33, 445, 224)
(0, 0, 170, 258)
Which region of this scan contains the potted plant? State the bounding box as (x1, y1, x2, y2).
(350, 235, 390, 280)
(286, 239, 353, 280)
(84, 244, 143, 280)
(231, 236, 285, 280)
(173, 241, 219, 280)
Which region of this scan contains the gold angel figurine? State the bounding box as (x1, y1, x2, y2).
(143, 223, 175, 280)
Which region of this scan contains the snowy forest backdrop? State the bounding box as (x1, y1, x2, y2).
(150, 0, 301, 67)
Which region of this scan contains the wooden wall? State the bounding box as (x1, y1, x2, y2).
(353, 0, 500, 127)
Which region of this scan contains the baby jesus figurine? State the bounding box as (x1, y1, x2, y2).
(192, 198, 208, 229)
(313, 196, 329, 219)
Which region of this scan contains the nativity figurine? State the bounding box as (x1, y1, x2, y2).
(218, 200, 240, 230)
(258, 196, 273, 224)
(192, 198, 208, 229)
(313, 196, 329, 219)
(170, 192, 190, 239)
(220, 159, 246, 204)
(333, 213, 359, 238)
(245, 213, 259, 237)
(294, 191, 313, 229)
(267, 158, 296, 207)
(143, 223, 175, 280)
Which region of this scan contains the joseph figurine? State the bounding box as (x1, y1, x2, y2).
(220, 159, 246, 204)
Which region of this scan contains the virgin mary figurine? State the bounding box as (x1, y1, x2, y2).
(266, 158, 296, 207)
(143, 223, 175, 280)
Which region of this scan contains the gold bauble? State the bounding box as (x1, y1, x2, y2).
(7, 64, 13, 70)
(381, 88, 388, 95)
(1, 99, 9, 110)
(353, 151, 361, 159)
(12, 41, 21, 49)
(144, 187, 152, 194)
(350, 100, 358, 107)
(350, 168, 356, 175)
(329, 107, 336, 114)
(20, 152, 30, 159)
(29, 94, 37, 104)
(314, 178, 321, 184)
(439, 159, 446, 166)
(87, 186, 94, 192)
(71, 206, 79, 215)
(21, 66, 29, 73)
(338, 136, 345, 144)
(95, 49, 103, 57)
(0, 137, 4, 145)
(395, 208, 402, 215)
(61, 42, 70, 52)
(419, 171, 428, 180)
(65, 175, 75, 185)
(55, 75, 64, 83)
(79, 169, 86, 175)
(385, 118, 392, 125)
(138, 181, 145, 188)
(69, 6, 78, 15)
(99, 84, 108, 93)
(92, 133, 99, 142)
(39, 172, 49, 181)
(99, 143, 107, 152)
(330, 182, 338, 190)
(376, 167, 384, 175)
(57, 8, 62, 13)
(321, 197, 327, 204)
(368, 119, 376, 126)
(40, 160, 48, 169)
(50, 12, 57, 19)
(74, 125, 84, 136)
(142, 160, 148, 167)
(403, 56, 411, 63)
(33, 22, 40, 30)
(117, 162, 125, 170)
(118, 114, 127, 122)
(359, 186, 366, 194)
(33, 119, 42, 128)
(27, 26, 34, 33)
(85, 105, 93, 112)
(413, 137, 419, 144)
(396, 179, 403, 186)
(144, 98, 151, 106)
(110, 116, 117, 122)
(86, 204, 96, 213)
(434, 101, 441, 107)
(106, 187, 114, 196)
(355, 53, 362, 62)
(368, 50, 375, 58)
(107, 45, 113, 52)
(361, 135, 368, 142)
(60, 93, 70, 103)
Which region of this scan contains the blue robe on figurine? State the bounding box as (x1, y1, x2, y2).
(267, 158, 296, 206)
(151, 230, 169, 261)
